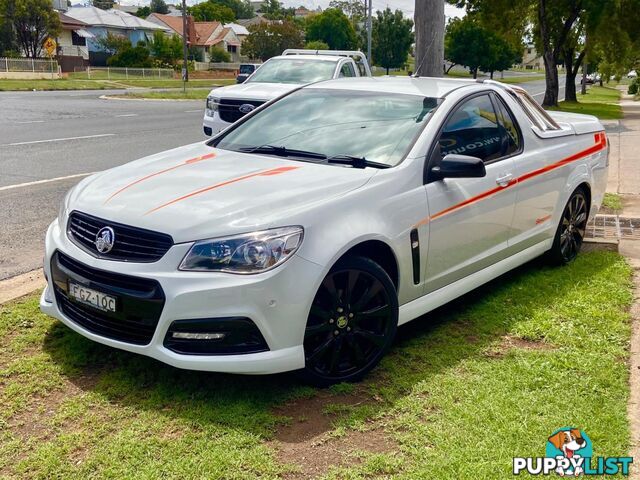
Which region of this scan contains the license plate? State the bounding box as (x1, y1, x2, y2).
(68, 282, 116, 312)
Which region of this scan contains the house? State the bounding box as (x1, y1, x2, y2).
(294, 6, 313, 18)
(518, 43, 543, 70)
(64, 6, 169, 64)
(56, 12, 94, 72)
(224, 23, 249, 43)
(237, 15, 272, 28)
(146, 13, 243, 62)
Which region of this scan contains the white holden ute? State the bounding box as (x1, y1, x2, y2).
(42, 77, 608, 385)
(202, 49, 372, 136)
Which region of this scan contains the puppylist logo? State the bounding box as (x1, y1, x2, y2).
(513, 427, 633, 476)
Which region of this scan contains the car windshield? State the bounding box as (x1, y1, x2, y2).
(213, 88, 441, 167)
(246, 58, 338, 84)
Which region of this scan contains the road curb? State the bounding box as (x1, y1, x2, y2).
(99, 94, 202, 102)
(0, 269, 45, 305)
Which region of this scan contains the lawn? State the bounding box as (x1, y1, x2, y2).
(113, 89, 211, 100)
(0, 251, 632, 479)
(0, 78, 234, 91)
(602, 192, 624, 213)
(550, 85, 623, 120)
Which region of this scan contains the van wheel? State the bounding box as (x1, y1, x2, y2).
(548, 189, 589, 265)
(301, 256, 398, 387)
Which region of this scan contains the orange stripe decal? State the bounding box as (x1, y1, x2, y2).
(413, 131, 606, 228)
(145, 165, 300, 215)
(104, 152, 216, 204)
(535, 214, 552, 225)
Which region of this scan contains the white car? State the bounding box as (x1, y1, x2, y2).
(41, 77, 608, 385)
(203, 50, 372, 136)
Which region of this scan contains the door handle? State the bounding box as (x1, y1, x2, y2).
(495, 173, 514, 187)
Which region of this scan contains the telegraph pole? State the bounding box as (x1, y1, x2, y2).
(366, 0, 372, 65)
(181, 0, 189, 91)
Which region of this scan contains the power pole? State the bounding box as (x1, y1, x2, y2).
(367, 0, 372, 66)
(181, 0, 189, 91)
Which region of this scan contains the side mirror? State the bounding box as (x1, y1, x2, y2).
(431, 154, 486, 180)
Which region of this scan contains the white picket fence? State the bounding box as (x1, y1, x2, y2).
(73, 66, 174, 80)
(0, 57, 59, 73)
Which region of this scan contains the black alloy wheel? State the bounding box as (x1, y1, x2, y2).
(301, 256, 398, 386)
(549, 189, 589, 264)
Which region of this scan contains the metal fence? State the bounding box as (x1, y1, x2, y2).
(0, 57, 59, 73)
(72, 66, 175, 80)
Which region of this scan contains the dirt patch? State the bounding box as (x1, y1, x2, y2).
(485, 334, 554, 358)
(271, 392, 397, 479)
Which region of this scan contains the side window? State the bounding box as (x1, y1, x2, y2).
(339, 62, 355, 78)
(493, 94, 520, 156)
(438, 94, 502, 163)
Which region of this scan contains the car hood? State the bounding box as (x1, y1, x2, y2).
(209, 82, 301, 102)
(67, 142, 376, 243)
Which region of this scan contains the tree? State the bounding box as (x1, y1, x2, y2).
(10, 0, 60, 58)
(444, 16, 489, 78)
(305, 8, 356, 50)
(134, 6, 151, 17)
(209, 45, 231, 61)
(242, 21, 304, 60)
(213, 0, 254, 19)
(92, 0, 114, 10)
(189, 1, 235, 22)
(371, 8, 413, 74)
(305, 40, 329, 50)
(149, 31, 182, 66)
(0, 0, 18, 56)
(95, 32, 130, 55)
(150, 0, 169, 14)
(479, 33, 521, 78)
(328, 0, 364, 27)
(414, 0, 444, 77)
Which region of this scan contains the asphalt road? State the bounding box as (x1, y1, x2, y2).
(0, 89, 205, 279)
(0, 75, 582, 280)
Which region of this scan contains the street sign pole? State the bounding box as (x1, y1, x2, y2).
(367, 0, 372, 66)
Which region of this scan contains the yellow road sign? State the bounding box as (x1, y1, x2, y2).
(43, 38, 57, 57)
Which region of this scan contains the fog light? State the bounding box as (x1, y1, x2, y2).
(171, 332, 226, 340)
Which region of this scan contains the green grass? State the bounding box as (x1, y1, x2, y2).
(550, 85, 622, 119)
(602, 193, 624, 213)
(0, 251, 633, 478)
(0, 78, 234, 91)
(114, 89, 211, 100)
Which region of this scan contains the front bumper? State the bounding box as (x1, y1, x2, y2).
(40, 218, 324, 374)
(203, 112, 231, 137)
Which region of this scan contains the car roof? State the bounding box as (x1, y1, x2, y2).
(304, 76, 482, 98)
(269, 54, 343, 63)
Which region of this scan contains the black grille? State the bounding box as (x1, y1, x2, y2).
(218, 99, 265, 123)
(52, 251, 165, 345)
(67, 211, 173, 263)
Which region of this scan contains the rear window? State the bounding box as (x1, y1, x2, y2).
(246, 58, 337, 85)
(512, 89, 560, 131)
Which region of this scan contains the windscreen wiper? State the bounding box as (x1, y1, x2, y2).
(238, 145, 326, 160)
(326, 155, 391, 169)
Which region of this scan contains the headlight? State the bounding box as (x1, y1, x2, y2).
(179, 226, 304, 273)
(206, 97, 219, 116)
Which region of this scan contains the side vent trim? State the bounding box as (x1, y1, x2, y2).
(410, 228, 420, 285)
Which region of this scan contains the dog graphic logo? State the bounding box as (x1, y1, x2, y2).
(546, 428, 592, 476)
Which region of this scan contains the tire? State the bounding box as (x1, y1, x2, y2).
(300, 256, 399, 387)
(548, 188, 589, 265)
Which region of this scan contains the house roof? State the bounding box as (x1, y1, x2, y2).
(223, 22, 249, 36)
(194, 21, 221, 45)
(58, 11, 88, 29)
(65, 6, 169, 31)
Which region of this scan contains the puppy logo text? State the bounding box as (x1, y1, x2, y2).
(513, 427, 632, 476)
